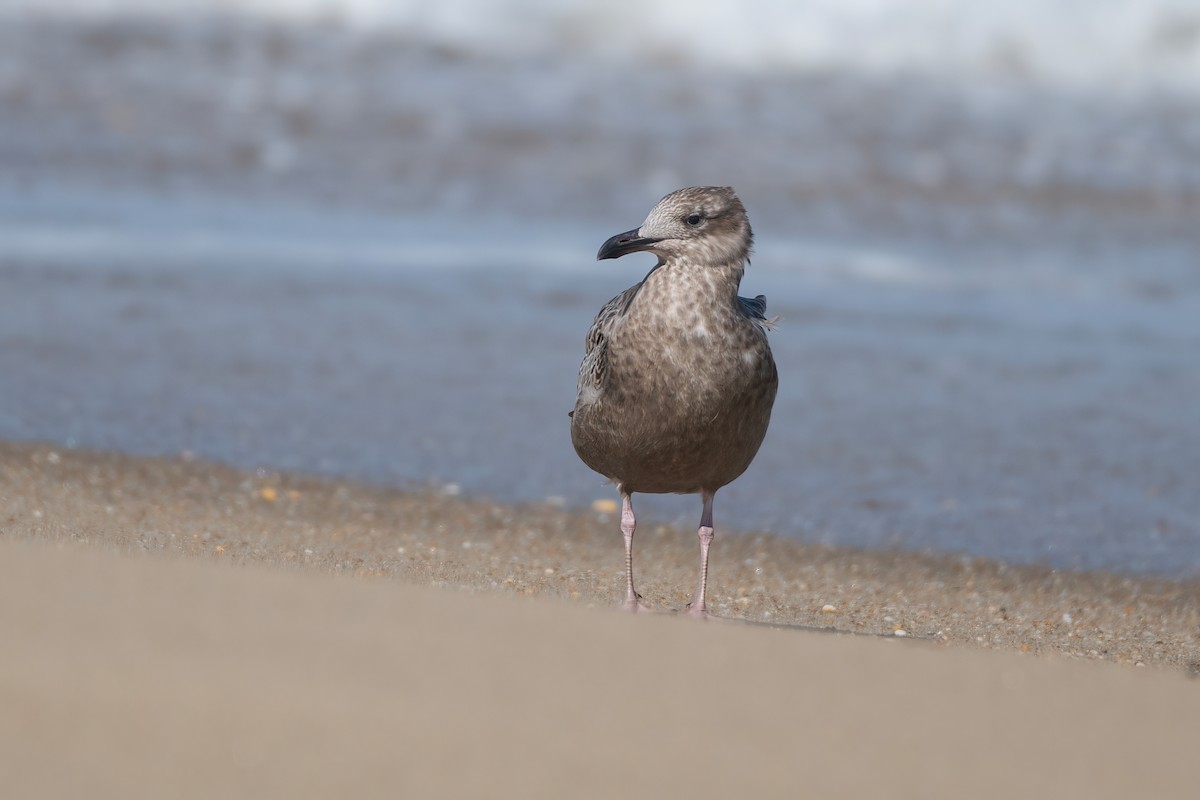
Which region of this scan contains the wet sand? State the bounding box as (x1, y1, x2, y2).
(3, 440, 1198, 666)
(3, 441, 1200, 798)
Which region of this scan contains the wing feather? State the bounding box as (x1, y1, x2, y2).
(578, 282, 642, 393)
(738, 293, 777, 330)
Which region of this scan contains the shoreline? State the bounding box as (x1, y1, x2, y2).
(2, 439, 1197, 672)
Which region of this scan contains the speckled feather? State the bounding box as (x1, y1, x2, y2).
(571, 187, 778, 495)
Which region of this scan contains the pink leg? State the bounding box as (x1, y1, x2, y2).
(687, 492, 715, 618)
(620, 491, 646, 612)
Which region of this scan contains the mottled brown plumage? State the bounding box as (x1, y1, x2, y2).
(570, 186, 778, 615)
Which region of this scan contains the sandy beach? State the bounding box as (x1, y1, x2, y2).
(4, 5, 1200, 797)
(3, 440, 1199, 797)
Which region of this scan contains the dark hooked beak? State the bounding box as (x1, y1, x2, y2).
(596, 228, 661, 261)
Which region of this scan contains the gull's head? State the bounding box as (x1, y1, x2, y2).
(596, 186, 752, 267)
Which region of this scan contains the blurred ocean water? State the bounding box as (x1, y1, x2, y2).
(8, 0, 1200, 92)
(1, 3, 1198, 575)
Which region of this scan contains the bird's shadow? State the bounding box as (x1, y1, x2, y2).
(648, 607, 933, 642)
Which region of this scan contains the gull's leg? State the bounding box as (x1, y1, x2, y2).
(620, 490, 645, 612)
(686, 492, 716, 618)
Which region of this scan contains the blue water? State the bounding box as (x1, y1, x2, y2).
(1, 15, 1198, 576)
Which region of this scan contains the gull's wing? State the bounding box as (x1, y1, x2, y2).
(577, 282, 642, 395)
(738, 293, 777, 331)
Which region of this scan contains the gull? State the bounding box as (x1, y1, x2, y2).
(570, 186, 778, 616)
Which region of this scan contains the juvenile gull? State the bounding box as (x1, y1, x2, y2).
(570, 186, 778, 616)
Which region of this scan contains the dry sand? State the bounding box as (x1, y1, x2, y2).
(2, 440, 1199, 797)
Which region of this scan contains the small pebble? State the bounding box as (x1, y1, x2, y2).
(893, 629, 908, 637)
(820, 604, 837, 614)
(591, 498, 618, 514)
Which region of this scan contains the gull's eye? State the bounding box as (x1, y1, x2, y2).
(685, 213, 703, 227)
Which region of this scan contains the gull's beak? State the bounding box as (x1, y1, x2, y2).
(597, 228, 661, 261)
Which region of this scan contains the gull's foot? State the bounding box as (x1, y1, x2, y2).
(622, 593, 649, 613)
(685, 602, 709, 619)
